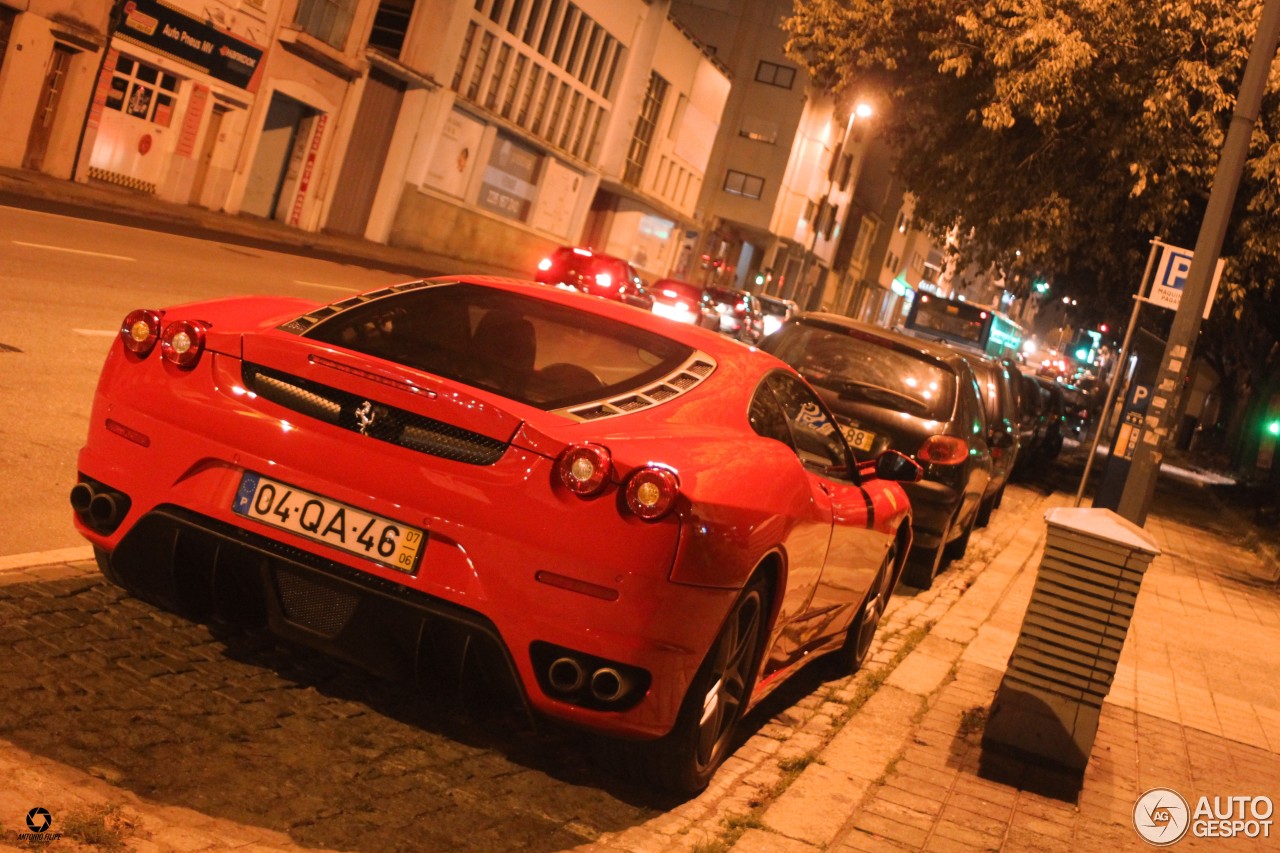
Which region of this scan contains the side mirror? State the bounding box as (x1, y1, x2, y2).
(874, 450, 923, 483)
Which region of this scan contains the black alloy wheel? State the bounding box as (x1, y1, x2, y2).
(634, 574, 768, 796)
(837, 547, 895, 672)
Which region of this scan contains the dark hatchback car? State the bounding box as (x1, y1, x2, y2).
(764, 314, 993, 589)
(706, 286, 765, 344)
(535, 246, 650, 307)
(951, 350, 1021, 526)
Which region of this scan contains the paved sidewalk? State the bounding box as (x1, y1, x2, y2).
(687, 491, 1280, 852)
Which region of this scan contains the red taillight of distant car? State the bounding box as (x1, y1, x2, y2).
(558, 444, 613, 496)
(159, 319, 208, 369)
(917, 435, 970, 465)
(734, 302, 747, 314)
(537, 257, 553, 272)
(594, 272, 614, 290)
(120, 309, 162, 357)
(625, 466, 679, 521)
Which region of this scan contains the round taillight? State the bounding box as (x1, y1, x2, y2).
(594, 272, 613, 289)
(160, 319, 208, 369)
(917, 435, 970, 466)
(558, 444, 612, 496)
(538, 257, 553, 272)
(120, 309, 161, 356)
(625, 466, 679, 521)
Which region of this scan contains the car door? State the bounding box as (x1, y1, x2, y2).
(763, 373, 884, 646)
(747, 378, 832, 638)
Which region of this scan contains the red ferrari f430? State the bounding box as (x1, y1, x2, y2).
(73, 276, 920, 795)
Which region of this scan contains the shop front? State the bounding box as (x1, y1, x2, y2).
(80, 0, 265, 204)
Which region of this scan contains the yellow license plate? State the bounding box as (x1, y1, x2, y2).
(233, 472, 425, 574)
(841, 424, 876, 452)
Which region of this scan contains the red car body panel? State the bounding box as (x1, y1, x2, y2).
(75, 276, 911, 742)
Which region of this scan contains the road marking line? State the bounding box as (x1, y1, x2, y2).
(0, 546, 94, 573)
(12, 240, 136, 261)
(73, 328, 118, 337)
(293, 280, 357, 291)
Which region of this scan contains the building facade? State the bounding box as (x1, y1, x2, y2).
(0, 0, 729, 278)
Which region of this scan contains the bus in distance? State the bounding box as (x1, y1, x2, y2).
(902, 293, 1025, 359)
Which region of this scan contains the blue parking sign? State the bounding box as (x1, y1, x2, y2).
(1148, 242, 1222, 318)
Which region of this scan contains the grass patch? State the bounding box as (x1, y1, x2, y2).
(59, 804, 135, 851)
(959, 705, 988, 737)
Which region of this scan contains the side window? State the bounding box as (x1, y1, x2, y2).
(963, 373, 988, 439)
(767, 373, 853, 476)
(749, 380, 793, 447)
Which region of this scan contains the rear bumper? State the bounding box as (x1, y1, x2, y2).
(902, 477, 961, 547)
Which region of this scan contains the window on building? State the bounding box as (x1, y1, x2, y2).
(624, 71, 667, 186)
(0, 7, 16, 79)
(724, 169, 764, 200)
(368, 0, 415, 57)
(294, 0, 357, 50)
(455, 2, 618, 159)
(485, 43, 511, 109)
(105, 55, 180, 126)
(739, 114, 778, 144)
(836, 152, 854, 189)
(452, 21, 478, 91)
(755, 60, 796, 89)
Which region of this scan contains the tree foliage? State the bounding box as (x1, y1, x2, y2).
(785, 0, 1280, 461)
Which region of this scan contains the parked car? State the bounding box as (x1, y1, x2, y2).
(648, 278, 721, 329)
(1034, 375, 1068, 459)
(73, 277, 922, 796)
(763, 314, 993, 589)
(1061, 381, 1098, 439)
(534, 246, 649, 307)
(758, 294, 800, 338)
(1012, 371, 1048, 473)
(706, 285, 765, 343)
(948, 349, 1020, 526)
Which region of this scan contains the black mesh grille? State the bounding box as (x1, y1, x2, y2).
(276, 568, 359, 637)
(242, 363, 508, 465)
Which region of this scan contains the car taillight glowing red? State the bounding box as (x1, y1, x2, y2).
(120, 309, 162, 356)
(594, 272, 614, 289)
(537, 257, 553, 272)
(160, 319, 208, 369)
(558, 444, 612, 496)
(625, 466, 679, 521)
(917, 435, 969, 465)
(735, 301, 747, 314)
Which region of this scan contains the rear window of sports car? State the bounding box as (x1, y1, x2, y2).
(301, 283, 694, 409)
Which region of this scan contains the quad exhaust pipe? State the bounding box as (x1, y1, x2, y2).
(70, 481, 129, 531)
(547, 656, 586, 693)
(588, 667, 630, 703)
(546, 656, 634, 703)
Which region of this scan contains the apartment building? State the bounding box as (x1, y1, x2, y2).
(383, 0, 729, 277)
(669, 0, 875, 311)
